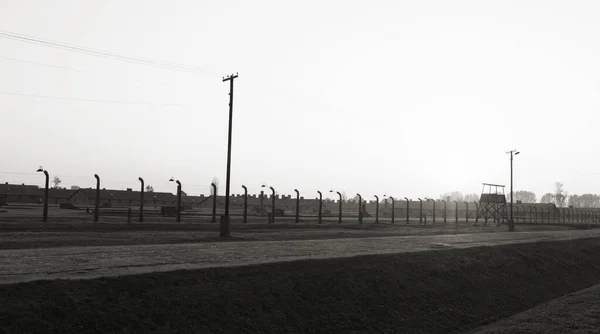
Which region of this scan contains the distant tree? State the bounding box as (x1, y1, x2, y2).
(540, 193, 555, 204)
(568, 194, 580, 207)
(341, 191, 348, 201)
(181, 190, 187, 196)
(145, 185, 154, 192)
(52, 176, 62, 189)
(464, 193, 479, 202)
(554, 182, 567, 207)
(70, 185, 80, 190)
(211, 177, 219, 196)
(514, 190, 537, 203)
(439, 191, 464, 202)
(569, 193, 600, 208)
(581, 194, 600, 207)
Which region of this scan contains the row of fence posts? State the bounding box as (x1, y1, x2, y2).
(33, 171, 600, 226)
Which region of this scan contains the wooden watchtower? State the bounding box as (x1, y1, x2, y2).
(475, 183, 509, 226)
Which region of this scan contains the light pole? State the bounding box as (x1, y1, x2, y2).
(241, 185, 248, 224)
(388, 196, 395, 224)
(221, 73, 238, 237)
(317, 191, 323, 224)
(294, 189, 300, 224)
(506, 149, 520, 231)
(138, 177, 144, 222)
(418, 198, 423, 224)
(261, 184, 275, 224)
(356, 193, 363, 224)
(94, 174, 100, 222)
(374, 195, 380, 224)
(330, 190, 342, 224)
(169, 177, 182, 222)
(36, 166, 49, 222)
(404, 197, 410, 224)
(211, 182, 217, 223)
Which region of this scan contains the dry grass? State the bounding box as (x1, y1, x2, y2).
(2, 238, 600, 333)
(473, 283, 600, 333)
(0, 220, 579, 250)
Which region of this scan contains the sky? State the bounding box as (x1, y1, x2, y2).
(1, 0, 600, 200)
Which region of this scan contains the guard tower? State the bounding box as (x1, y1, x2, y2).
(475, 183, 509, 226)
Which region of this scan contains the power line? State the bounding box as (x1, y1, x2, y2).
(0, 91, 187, 107)
(0, 30, 219, 75)
(0, 55, 193, 89)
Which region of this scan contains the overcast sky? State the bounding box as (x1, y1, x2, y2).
(1, 0, 599, 200)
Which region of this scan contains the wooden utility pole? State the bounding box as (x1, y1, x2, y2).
(221, 73, 238, 237)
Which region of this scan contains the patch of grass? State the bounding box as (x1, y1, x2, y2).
(3, 239, 600, 333)
(0, 220, 580, 250)
(473, 282, 600, 333)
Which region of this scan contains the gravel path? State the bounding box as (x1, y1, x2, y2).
(2, 229, 600, 285)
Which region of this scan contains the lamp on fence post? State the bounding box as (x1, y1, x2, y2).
(169, 177, 181, 222)
(138, 177, 144, 222)
(404, 197, 410, 224)
(454, 200, 459, 225)
(330, 190, 342, 224)
(211, 183, 217, 223)
(387, 196, 395, 224)
(432, 199, 436, 224)
(241, 185, 248, 224)
(425, 198, 435, 224)
(36, 166, 49, 222)
(357, 193, 363, 224)
(294, 189, 300, 224)
(317, 191, 323, 224)
(262, 184, 275, 224)
(94, 174, 100, 222)
(442, 200, 447, 224)
(418, 198, 423, 224)
(374, 195, 380, 224)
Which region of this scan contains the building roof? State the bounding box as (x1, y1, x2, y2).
(0, 183, 43, 196)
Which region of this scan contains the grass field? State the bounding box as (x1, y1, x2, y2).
(473, 282, 600, 333)
(2, 238, 600, 332)
(0, 219, 581, 250)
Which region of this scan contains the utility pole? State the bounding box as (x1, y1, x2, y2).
(221, 73, 238, 237)
(506, 149, 520, 232)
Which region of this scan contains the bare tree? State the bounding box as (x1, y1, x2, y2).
(554, 182, 567, 207)
(211, 177, 219, 196)
(439, 191, 464, 202)
(568, 193, 600, 208)
(464, 193, 479, 202)
(540, 193, 555, 204)
(145, 185, 154, 192)
(341, 191, 348, 201)
(514, 190, 537, 203)
(52, 176, 62, 189)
